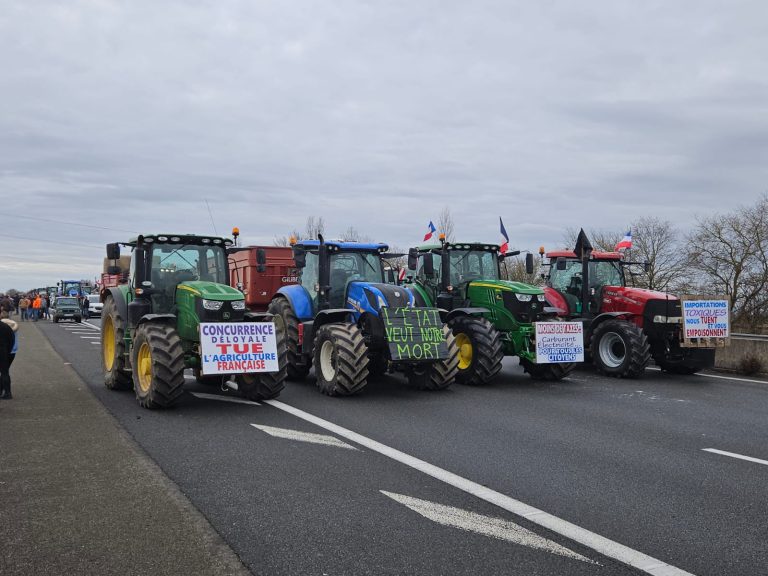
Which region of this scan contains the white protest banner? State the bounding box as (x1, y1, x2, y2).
(535, 322, 584, 364)
(682, 300, 730, 339)
(199, 322, 279, 375)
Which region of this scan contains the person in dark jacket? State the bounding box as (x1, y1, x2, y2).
(0, 311, 16, 399)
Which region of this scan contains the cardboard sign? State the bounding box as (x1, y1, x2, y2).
(199, 322, 278, 375)
(682, 299, 730, 339)
(535, 322, 584, 363)
(381, 307, 449, 362)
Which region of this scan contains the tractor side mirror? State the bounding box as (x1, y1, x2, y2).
(293, 246, 306, 268)
(500, 250, 520, 259)
(423, 253, 435, 278)
(256, 248, 267, 273)
(106, 243, 120, 260)
(525, 253, 534, 275)
(556, 257, 567, 271)
(407, 248, 418, 271)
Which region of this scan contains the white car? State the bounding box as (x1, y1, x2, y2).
(87, 294, 103, 317)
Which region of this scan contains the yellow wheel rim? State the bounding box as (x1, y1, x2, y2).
(137, 342, 153, 393)
(456, 333, 473, 370)
(103, 317, 115, 371)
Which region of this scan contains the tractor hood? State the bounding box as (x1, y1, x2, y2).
(347, 281, 413, 312)
(601, 286, 679, 305)
(467, 279, 542, 295)
(177, 281, 244, 301)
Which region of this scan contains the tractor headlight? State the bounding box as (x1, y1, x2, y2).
(231, 300, 246, 311)
(536, 294, 547, 302)
(515, 293, 533, 302)
(202, 299, 224, 311)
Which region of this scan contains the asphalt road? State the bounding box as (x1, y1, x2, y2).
(37, 316, 768, 576)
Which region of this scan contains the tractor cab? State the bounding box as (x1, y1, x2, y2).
(544, 250, 625, 316)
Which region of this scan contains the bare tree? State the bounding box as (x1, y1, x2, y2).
(499, 252, 545, 286)
(341, 225, 372, 243)
(561, 227, 624, 252)
(304, 216, 325, 239)
(273, 228, 301, 247)
(627, 217, 687, 292)
(686, 195, 768, 327)
(437, 206, 455, 243)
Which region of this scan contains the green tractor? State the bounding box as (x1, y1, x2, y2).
(100, 233, 286, 409)
(405, 239, 576, 384)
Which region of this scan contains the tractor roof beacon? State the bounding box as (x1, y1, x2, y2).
(99, 233, 286, 409)
(405, 237, 575, 384)
(267, 234, 459, 396)
(543, 228, 721, 377)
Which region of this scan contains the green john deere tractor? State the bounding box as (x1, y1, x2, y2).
(100, 233, 286, 409)
(405, 239, 576, 384)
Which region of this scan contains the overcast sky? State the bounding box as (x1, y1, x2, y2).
(1, 0, 766, 290)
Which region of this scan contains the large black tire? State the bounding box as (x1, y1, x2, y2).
(448, 315, 504, 385)
(131, 323, 185, 409)
(101, 296, 132, 390)
(313, 323, 369, 396)
(591, 319, 650, 378)
(520, 358, 576, 381)
(268, 297, 310, 380)
(406, 327, 460, 391)
(235, 320, 288, 401)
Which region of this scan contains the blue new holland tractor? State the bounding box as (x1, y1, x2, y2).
(267, 235, 459, 396)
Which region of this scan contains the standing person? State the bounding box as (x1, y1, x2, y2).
(18, 296, 29, 322)
(0, 296, 13, 316)
(41, 295, 49, 320)
(81, 295, 90, 320)
(13, 294, 20, 316)
(0, 311, 16, 400)
(31, 294, 41, 322)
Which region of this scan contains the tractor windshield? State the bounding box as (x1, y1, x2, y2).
(549, 259, 623, 295)
(447, 250, 499, 285)
(149, 243, 228, 285)
(61, 282, 81, 295)
(329, 252, 383, 286)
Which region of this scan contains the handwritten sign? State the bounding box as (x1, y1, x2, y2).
(535, 322, 584, 363)
(199, 322, 279, 375)
(381, 307, 449, 361)
(682, 300, 730, 339)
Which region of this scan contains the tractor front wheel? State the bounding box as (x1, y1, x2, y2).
(268, 297, 310, 381)
(313, 323, 369, 396)
(520, 359, 575, 381)
(591, 320, 650, 378)
(449, 316, 504, 385)
(131, 323, 185, 409)
(406, 327, 460, 390)
(101, 296, 132, 390)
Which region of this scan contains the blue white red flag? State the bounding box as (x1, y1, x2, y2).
(423, 221, 437, 241)
(499, 217, 510, 254)
(615, 230, 632, 251)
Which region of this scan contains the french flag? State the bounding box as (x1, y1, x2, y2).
(423, 221, 437, 241)
(615, 230, 632, 251)
(499, 217, 509, 254)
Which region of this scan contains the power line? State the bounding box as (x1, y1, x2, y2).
(0, 232, 103, 249)
(3, 214, 138, 234)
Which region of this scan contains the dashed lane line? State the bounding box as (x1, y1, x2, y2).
(647, 366, 767, 385)
(264, 399, 695, 576)
(251, 424, 358, 450)
(702, 448, 768, 467)
(190, 392, 260, 406)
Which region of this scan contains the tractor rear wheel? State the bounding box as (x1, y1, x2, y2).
(313, 323, 369, 396)
(236, 321, 288, 400)
(520, 358, 575, 381)
(102, 296, 132, 390)
(448, 315, 504, 385)
(268, 297, 310, 380)
(591, 319, 650, 378)
(407, 327, 460, 390)
(131, 322, 185, 409)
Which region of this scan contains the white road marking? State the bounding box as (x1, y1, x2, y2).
(647, 366, 767, 385)
(251, 424, 358, 450)
(381, 491, 595, 564)
(702, 448, 768, 467)
(79, 336, 100, 339)
(90, 342, 100, 345)
(82, 321, 101, 330)
(265, 399, 695, 576)
(190, 392, 260, 406)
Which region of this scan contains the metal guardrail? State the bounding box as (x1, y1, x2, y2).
(731, 333, 768, 342)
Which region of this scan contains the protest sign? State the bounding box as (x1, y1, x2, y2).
(681, 298, 730, 345)
(381, 307, 449, 361)
(535, 322, 584, 364)
(199, 322, 279, 375)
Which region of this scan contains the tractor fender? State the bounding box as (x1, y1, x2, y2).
(136, 314, 177, 327)
(276, 285, 314, 321)
(300, 309, 355, 354)
(586, 312, 638, 338)
(245, 311, 273, 322)
(445, 307, 489, 322)
(104, 287, 128, 320)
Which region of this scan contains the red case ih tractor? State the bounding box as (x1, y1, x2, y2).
(543, 229, 721, 377)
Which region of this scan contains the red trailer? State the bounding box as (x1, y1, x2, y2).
(228, 246, 298, 312)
